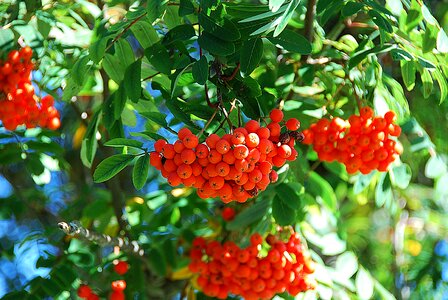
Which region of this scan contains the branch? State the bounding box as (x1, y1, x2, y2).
(303, 0, 317, 45)
(104, 13, 147, 53)
(58, 221, 144, 255)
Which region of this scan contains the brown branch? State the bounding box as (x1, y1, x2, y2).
(104, 12, 147, 53)
(197, 106, 220, 138)
(221, 63, 240, 82)
(304, 0, 317, 42)
(142, 71, 161, 81)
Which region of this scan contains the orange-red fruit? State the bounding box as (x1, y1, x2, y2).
(110, 291, 125, 300)
(222, 207, 236, 221)
(77, 285, 92, 298)
(111, 280, 127, 292)
(285, 118, 300, 131)
(269, 109, 284, 123)
(114, 260, 129, 275)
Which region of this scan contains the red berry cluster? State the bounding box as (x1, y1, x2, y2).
(77, 284, 99, 300)
(77, 260, 129, 300)
(0, 47, 60, 131)
(188, 232, 316, 300)
(150, 109, 304, 203)
(302, 107, 403, 174)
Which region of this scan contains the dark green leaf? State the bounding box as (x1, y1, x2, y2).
(342, 2, 364, 17)
(103, 54, 124, 83)
(113, 85, 128, 120)
(93, 154, 135, 183)
(89, 36, 111, 63)
(141, 112, 168, 127)
(267, 30, 312, 54)
(71, 55, 91, 86)
(148, 247, 167, 276)
(171, 63, 194, 99)
(115, 39, 135, 69)
(198, 32, 235, 56)
(162, 24, 196, 45)
(104, 138, 144, 149)
(275, 182, 303, 210)
(133, 153, 149, 190)
(145, 43, 172, 74)
(81, 110, 101, 168)
(273, 0, 301, 37)
(199, 12, 241, 41)
(131, 20, 159, 49)
(179, 0, 195, 16)
(368, 10, 393, 33)
(146, 0, 167, 23)
(272, 195, 296, 225)
(348, 44, 395, 69)
(240, 38, 264, 76)
(238, 5, 287, 22)
(390, 48, 413, 61)
(124, 59, 142, 102)
(226, 197, 271, 230)
(192, 56, 209, 85)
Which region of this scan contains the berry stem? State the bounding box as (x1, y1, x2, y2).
(197, 106, 219, 138)
(104, 13, 147, 53)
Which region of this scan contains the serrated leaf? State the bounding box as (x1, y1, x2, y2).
(240, 38, 263, 76)
(267, 29, 311, 54)
(141, 112, 168, 127)
(133, 153, 149, 190)
(226, 197, 271, 230)
(272, 195, 296, 225)
(198, 32, 235, 56)
(124, 59, 142, 102)
(192, 56, 209, 85)
(273, 0, 301, 37)
(104, 138, 143, 149)
(199, 12, 241, 41)
(420, 68, 433, 99)
(93, 154, 135, 182)
(131, 20, 159, 49)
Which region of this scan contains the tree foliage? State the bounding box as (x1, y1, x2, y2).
(1, 0, 448, 299)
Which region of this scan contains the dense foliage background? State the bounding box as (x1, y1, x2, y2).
(1, 0, 448, 299)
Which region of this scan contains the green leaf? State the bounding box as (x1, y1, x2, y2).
(391, 164, 412, 189)
(192, 56, 209, 85)
(240, 38, 264, 77)
(348, 44, 395, 69)
(272, 195, 296, 226)
(420, 68, 433, 99)
(171, 63, 194, 99)
(141, 112, 168, 127)
(133, 153, 149, 190)
(307, 172, 337, 210)
(417, 56, 436, 69)
(437, 29, 448, 53)
(342, 2, 364, 17)
(238, 5, 288, 23)
(269, 0, 286, 12)
(162, 24, 196, 45)
(103, 54, 124, 83)
(113, 85, 128, 120)
(89, 36, 111, 63)
(356, 268, 374, 300)
(0, 28, 14, 50)
(273, 0, 301, 37)
(104, 138, 144, 149)
(400, 60, 416, 91)
(425, 155, 447, 179)
(145, 43, 172, 74)
(179, 0, 195, 16)
(433, 68, 448, 104)
(353, 172, 375, 194)
(146, 0, 166, 23)
(335, 251, 358, 279)
(375, 172, 392, 207)
(422, 23, 438, 53)
(71, 55, 91, 86)
(198, 32, 235, 56)
(390, 48, 413, 61)
(131, 20, 159, 49)
(226, 197, 271, 230)
(93, 154, 135, 183)
(199, 12, 241, 41)
(148, 247, 167, 276)
(164, 99, 200, 129)
(275, 182, 303, 210)
(406, 0, 423, 32)
(81, 110, 101, 168)
(368, 10, 392, 33)
(115, 39, 134, 69)
(124, 59, 142, 102)
(267, 29, 311, 54)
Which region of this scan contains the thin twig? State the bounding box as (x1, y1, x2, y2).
(221, 63, 240, 82)
(142, 72, 161, 81)
(104, 13, 147, 53)
(302, 0, 317, 63)
(58, 221, 144, 255)
(197, 106, 220, 138)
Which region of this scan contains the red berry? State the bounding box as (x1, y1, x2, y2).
(77, 284, 92, 298)
(222, 207, 235, 221)
(114, 260, 129, 275)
